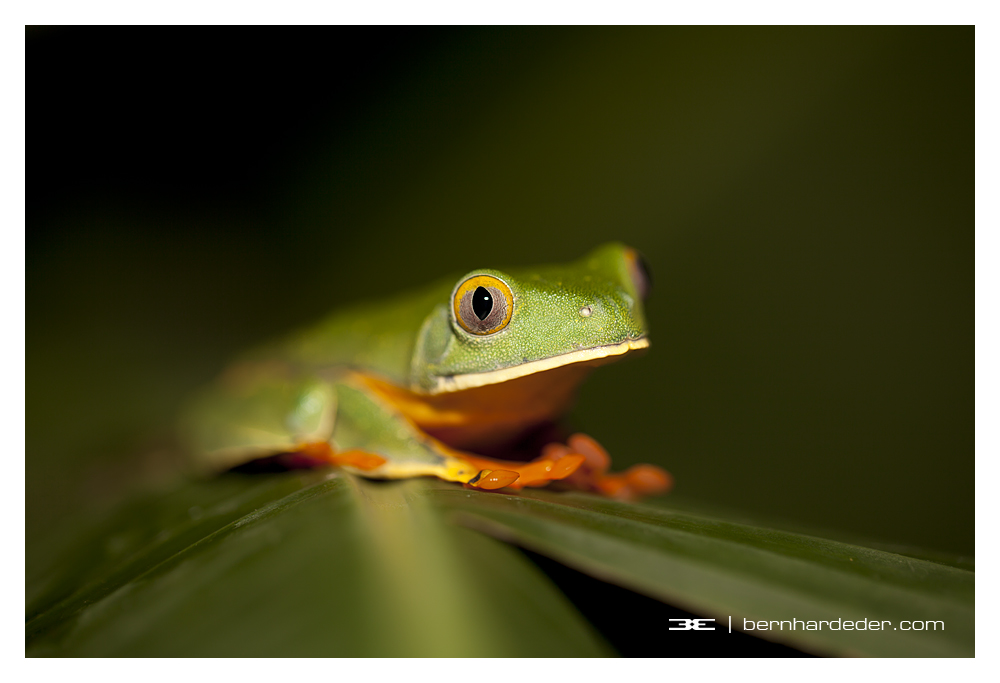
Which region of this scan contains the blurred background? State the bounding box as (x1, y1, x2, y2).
(27, 26, 972, 575)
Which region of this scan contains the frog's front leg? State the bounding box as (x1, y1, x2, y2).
(282, 385, 667, 496)
(298, 380, 479, 485)
(314, 380, 594, 491)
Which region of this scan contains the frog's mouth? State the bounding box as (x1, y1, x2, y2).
(429, 336, 649, 395)
(358, 336, 648, 455)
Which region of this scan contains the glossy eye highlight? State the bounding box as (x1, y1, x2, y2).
(453, 275, 514, 335)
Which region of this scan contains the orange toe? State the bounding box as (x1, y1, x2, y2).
(549, 453, 586, 480)
(567, 433, 611, 474)
(538, 442, 572, 462)
(594, 473, 630, 498)
(625, 464, 673, 494)
(512, 454, 584, 487)
(467, 469, 520, 490)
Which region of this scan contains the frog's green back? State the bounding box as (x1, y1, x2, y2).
(274, 278, 458, 386)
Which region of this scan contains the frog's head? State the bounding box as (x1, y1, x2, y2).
(411, 242, 652, 394)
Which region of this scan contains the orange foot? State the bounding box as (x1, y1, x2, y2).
(460, 452, 586, 492)
(544, 433, 673, 501)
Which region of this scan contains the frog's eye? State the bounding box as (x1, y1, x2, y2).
(453, 274, 514, 335)
(625, 249, 652, 300)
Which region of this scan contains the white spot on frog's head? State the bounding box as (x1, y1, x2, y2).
(579, 305, 593, 318)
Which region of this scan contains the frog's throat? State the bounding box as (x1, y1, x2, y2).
(427, 337, 649, 395)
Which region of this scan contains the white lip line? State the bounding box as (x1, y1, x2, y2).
(428, 337, 650, 394)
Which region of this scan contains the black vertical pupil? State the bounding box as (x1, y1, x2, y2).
(472, 286, 493, 320)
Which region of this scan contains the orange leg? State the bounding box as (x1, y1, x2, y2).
(290, 436, 671, 501)
(429, 432, 669, 497)
(294, 442, 387, 471)
(293, 441, 568, 492)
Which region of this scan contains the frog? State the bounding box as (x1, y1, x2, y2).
(179, 242, 671, 500)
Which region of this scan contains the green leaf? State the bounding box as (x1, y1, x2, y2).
(432, 486, 974, 657)
(26, 472, 609, 657)
(26, 472, 973, 657)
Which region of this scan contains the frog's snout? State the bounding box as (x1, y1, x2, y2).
(575, 291, 645, 341)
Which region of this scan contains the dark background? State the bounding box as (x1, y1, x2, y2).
(27, 25, 973, 583)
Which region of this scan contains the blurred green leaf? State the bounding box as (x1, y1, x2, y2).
(437, 487, 974, 657)
(26, 472, 609, 656)
(26, 472, 972, 657)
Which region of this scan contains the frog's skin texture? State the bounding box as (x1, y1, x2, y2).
(180, 243, 672, 499)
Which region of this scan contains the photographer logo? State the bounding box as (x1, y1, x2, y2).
(668, 618, 716, 631)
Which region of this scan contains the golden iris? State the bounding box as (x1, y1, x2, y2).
(452, 274, 514, 335)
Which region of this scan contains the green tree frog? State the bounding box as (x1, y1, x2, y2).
(180, 242, 671, 499)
